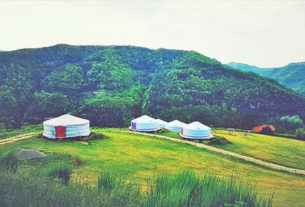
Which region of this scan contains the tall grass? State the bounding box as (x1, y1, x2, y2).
(44, 163, 72, 185)
(0, 151, 18, 172)
(0, 169, 272, 207)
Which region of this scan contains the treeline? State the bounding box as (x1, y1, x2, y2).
(0, 45, 305, 133)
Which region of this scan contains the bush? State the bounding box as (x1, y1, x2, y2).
(45, 163, 72, 185)
(296, 128, 305, 140)
(0, 151, 18, 173)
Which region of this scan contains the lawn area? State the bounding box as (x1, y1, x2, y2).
(0, 125, 42, 139)
(1, 129, 305, 206)
(211, 130, 305, 170)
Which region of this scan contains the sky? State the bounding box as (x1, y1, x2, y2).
(0, 0, 305, 67)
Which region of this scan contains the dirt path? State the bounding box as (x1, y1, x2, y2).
(0, 132, 41, 145)
(118, 130, 305, 176)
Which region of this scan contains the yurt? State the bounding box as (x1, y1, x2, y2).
(165, 120, 187, 133)
(181, 121, 212, 139)
(43, 114, 90, 139)
(156, 119, 168, 128)
(130, 115, 160, 132)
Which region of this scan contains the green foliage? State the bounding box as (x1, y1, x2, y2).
(44, 163, 72, 185)
(270, 115, 303, 133)
(0, 151, 18, 172)
(0, 45, 304, 132)
(0, 169, 272, 207)
(296, 128, 305, 140)
(228, 62, 305, 96)
(43, 64, 86, 91)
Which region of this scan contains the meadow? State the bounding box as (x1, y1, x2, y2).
(211, 129, 305, 170)
(0, 128, 305, 206)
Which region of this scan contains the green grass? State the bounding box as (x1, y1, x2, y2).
(0, 124, 42, 139)
(212, 130, 305, 170)
(0, 128, 305, 206)
(0, 168, 271, 207)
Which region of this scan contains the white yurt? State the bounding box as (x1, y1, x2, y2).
(165, 120, 187, 133)
(43, 114, 90, 139)
(181, 121, 211, 139)
(130, 115, 160, 132)
(156, 119, 168, 128)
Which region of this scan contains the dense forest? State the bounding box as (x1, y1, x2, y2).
(227, 62, 305, 95)
(0, 44, 305, 132)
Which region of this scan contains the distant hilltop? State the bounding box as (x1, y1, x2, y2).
(227, 62, 305, 95)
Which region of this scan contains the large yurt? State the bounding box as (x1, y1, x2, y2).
(156, 119, 168, 128)
(181, 121, 212, 139)
(165, 120, 187, 133)
(43, 114, 90, 139)
(130, 115, 160, 132)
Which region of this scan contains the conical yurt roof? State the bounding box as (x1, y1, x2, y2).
(43, 114, 89, 126)
(156, 119, 168, 125)
(186, 121, 210, 130)
(131, 115, 157, 123)
(166, 120, 187, 127)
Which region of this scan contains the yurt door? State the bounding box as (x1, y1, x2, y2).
(56, 126, 66, 138)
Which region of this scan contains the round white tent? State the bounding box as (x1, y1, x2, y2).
(43, 114, 90, 139)
(181, 121, 212, 139)
(130, 115, 160, 132)
(156, 119, 168, 128)
(165, 120, 187, 133)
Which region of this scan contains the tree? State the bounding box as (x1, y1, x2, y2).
(0, 64, 34, 128)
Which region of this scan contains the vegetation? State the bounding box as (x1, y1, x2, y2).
(0, 45, 304, 133)
(296, 128, 305, 140)
(212, 129, 305, 170)
(227, 62, 305, 96)
(0, 150, 18, 172)
(44, 163, 72, 184)
(0, 129, 304, 206)
(0, 169, 271, 207)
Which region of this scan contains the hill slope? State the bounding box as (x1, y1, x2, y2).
(227, 62, 305, 95)
(0, 44, 304, 129)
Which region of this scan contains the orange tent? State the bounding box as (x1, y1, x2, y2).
(253, 125, 275, 132)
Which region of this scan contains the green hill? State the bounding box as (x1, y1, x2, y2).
(0, 44, 305, 130)
(227, 62, 305, 96)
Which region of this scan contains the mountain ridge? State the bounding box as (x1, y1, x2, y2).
(0, 44, 304, 130)
(227, 61, 305, 95)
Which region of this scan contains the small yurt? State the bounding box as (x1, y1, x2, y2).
(181, 121, 212, 139)
(130, 115, 160, 132)
(156, 119, 168, 128)
(43, 114, 90, 139)
(165, 120, 187, 133)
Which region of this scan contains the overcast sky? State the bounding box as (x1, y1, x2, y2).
(0, 0, 305, 67)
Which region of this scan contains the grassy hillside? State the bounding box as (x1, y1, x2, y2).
(227, 62, 305, 96)
(1, 129, 305, 206)
(0, 45, 305, 131)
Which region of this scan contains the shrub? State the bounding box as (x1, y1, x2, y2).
(45, 163, 72, 185)
(296, 128, 305, 140)
(0, 151, 18, 173)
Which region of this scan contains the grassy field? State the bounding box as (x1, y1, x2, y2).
(0, 128, 305, 206)
(0, 125, 42, 139)
(211, 130, 305, 170)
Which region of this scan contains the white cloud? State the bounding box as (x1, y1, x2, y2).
(0, 0, 304, 67)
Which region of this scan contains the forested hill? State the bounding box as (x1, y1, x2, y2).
(227, 62, 305, 96)
(0, 44, 305, 130)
